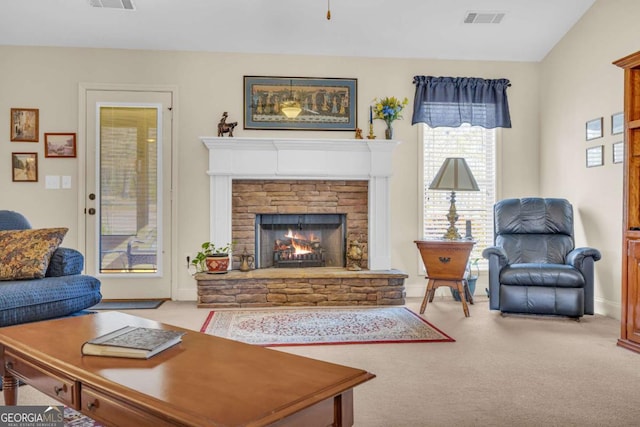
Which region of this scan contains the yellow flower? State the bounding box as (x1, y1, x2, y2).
(372, 96, 409, 124)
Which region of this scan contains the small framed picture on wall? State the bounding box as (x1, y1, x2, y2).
(613, 141, 624, 164)
(12, 152, 38, 182)
(586, 145, 604, 168)
(586, 117, 603, 141)
(612, 112, 624, 135)
(45, 133, 76, 158)
(10, 108, 39, 142)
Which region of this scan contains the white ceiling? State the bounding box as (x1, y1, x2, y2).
(0, 0, 596, 62)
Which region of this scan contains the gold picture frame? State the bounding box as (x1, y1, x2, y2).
(10, 108, 39, 142)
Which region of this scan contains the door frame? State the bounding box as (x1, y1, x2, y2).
(78, 83, 179, 299)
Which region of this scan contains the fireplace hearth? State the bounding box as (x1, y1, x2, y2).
(256, 213, 346, 269)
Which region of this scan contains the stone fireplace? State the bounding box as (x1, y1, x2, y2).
(232, 179, 368, 270)
(255, 213, 346, 268)
(197, 137, 407, 307)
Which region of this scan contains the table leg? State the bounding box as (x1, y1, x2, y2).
(3, 374, 19, 405)
(456, 281, 470, 317)
(420, 279, 435, 314)
(464, 280, 474, 305)
(428, 280, 436, 302)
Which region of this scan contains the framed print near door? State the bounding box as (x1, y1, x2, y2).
(244, 76, 357, 131)
(45, 133, 76, 158)
(12, 152, 38, 182)
(10, 108, 39, 142)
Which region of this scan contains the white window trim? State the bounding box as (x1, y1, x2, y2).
(416, 125, 502, 276)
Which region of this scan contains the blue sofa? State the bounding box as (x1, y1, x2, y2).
(0, 210, 101, 327)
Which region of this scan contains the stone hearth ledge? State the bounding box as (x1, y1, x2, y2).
(195, 267, 408, 308)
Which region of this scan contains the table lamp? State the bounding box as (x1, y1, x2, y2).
(429, 157, 479, 240)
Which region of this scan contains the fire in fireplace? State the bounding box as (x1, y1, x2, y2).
(273, 229, 325, 268)
(255, 214, 346, 269)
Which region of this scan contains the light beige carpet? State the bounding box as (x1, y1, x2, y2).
(4, 298, 640, 426)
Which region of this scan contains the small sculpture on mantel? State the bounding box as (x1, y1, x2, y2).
(346, 237, 364, 271)
(355, 128, 364, 139)
(217, 112, 238, 137)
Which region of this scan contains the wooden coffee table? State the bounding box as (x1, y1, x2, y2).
(0, 311, 374, 426)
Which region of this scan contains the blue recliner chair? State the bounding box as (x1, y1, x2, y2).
(482, 198, 601, 318)
(0, 210, 101, 326)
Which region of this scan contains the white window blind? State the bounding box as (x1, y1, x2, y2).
(422, 124, 496, 266)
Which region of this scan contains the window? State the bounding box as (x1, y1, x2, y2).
(422, 124, 497, 266)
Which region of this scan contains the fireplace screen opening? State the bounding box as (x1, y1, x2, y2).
(255, 214, 346, 268)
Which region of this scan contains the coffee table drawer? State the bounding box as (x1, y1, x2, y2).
(81, 386, 179, 426)
(4, 350, 78, 408)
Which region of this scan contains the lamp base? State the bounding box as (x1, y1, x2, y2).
(442, 190, 461, 240)
(443, 225, 461, 240)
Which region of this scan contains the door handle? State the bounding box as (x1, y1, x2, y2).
(88, 208, 96, 215)
(88, 193, 96, 200)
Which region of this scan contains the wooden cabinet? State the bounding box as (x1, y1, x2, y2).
(414, 240, 475, 317)
(615, 51, 640, 353)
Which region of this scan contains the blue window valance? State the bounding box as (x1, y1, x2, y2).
(411, 76, 512, 129)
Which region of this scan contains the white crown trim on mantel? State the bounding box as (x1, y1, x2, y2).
(200, 136, 401, 270)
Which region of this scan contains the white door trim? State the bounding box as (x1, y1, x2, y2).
(78, 82, 179, 299)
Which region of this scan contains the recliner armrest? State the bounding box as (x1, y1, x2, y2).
(482, 246, 509, 266)
(566, 247, 602, 269)
(46, 247, 84, 277)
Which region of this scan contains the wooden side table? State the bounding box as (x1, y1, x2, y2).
(414, 240, 475, 317)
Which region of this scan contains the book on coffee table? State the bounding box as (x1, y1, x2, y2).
(81, 325, 185, 359)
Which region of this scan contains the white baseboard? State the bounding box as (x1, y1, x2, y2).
(595, 297, 620, 320)
(175, 286, 197, 301)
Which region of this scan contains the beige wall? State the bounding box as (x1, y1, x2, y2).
(540, 0, 640, 318)
(1, 46, 540, 300)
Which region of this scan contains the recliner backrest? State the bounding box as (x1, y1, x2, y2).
(494, 198, 574, 264)
(0, 210, 32, 231)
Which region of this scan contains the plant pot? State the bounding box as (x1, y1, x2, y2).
(205, 254, 230, 274)
(451, 277, 477, 302)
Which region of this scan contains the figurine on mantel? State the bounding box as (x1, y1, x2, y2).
(355, 128, 363, 139)
(217, 112, 238, 137)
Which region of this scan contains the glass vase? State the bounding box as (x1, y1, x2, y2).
(384, 122, 394, 140)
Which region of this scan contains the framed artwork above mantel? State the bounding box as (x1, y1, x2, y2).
(243, 76, 357, 131)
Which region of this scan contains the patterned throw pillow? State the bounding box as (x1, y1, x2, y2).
(0, 228, 68, 280)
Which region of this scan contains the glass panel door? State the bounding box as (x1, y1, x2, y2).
(99, 106, 160, 274)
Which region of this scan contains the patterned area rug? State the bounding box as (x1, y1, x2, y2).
(64, 407, 102, 426)
(200, 307, 454, 346)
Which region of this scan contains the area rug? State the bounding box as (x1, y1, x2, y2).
(90, 299, 164, 310)
(200, 307, 454, 346)
(64, 406, 103, 426)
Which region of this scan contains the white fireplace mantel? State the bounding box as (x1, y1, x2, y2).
(201, 136, 401, 270)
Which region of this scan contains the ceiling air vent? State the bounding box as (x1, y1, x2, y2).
(464, 11, 505, 24)
(88, 0, 135, 10)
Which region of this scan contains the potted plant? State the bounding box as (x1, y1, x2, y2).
(451, 258, 480, 302)
(191, 242, 233, 274)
